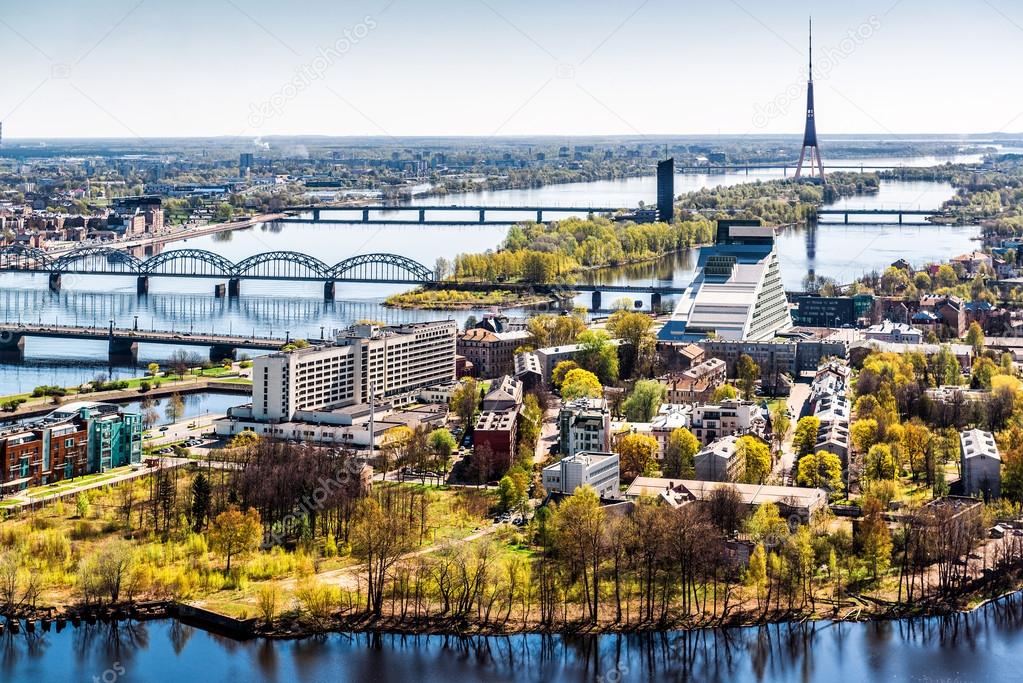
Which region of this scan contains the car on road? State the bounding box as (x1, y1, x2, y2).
(159, 426, 170, 432)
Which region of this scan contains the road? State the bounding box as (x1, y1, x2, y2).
(773, 378, 812, 483)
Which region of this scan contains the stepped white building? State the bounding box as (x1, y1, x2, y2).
(659, 221, 792, 342)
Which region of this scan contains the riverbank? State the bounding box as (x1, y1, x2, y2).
(5, 574, 1022, 642)
(0, 371, 251, 421)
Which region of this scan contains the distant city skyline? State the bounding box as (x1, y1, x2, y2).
(2, 0, 1021, 139)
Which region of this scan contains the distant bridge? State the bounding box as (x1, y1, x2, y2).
(0, 245, 435, 298)
(815, 208, 948, 224)
(0, 321, 288, 362)
(281, 205, 622, 225)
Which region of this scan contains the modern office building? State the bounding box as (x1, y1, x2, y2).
(252, 321, 457, 422)
(0, 402, 142, 493)
(657, 157, 675, 223)
(658, 221, 792, 342)
(558, 397, 612, 456)
(794, 295, 873, 327)
(542, 451, 620, 497)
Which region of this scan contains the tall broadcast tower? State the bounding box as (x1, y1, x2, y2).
(795, 18, 826, 182)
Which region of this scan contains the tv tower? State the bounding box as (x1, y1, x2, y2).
(795, 17, 825, 182)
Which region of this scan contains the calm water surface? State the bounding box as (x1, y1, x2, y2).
(1, 597, 1022, 682)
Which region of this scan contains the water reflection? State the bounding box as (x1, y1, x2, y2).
(2, 598, 1023, 682)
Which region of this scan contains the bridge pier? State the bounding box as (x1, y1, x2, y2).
(899, 213, 903, 225)
(0, 331, 25, 361)
(213, 283, 226, 298)
(651, 292, 662, 311)
(228, 278, 241, 298)
(844, 213, 849, 225)
(312, 208, 321, 221)
(362, 208, 370, 222)
(210, 344, 236, 362)
(324, 280, 336, 301)
(591, 291, 601, 311)
(478, 209, 485, 224)
(536, 209, 543, 223)
(136, 275, 149, 296)
(418, 209, 426, 223)
(48, 272, 61, 293)
(108, 338, 138, 363)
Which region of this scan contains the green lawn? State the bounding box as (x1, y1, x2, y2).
(0, 367, 244, 406)
(19, 468, 130, 500)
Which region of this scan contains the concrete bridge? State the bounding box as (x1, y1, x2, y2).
(815, 208, 947, 224)
(0, 321, 288, 363)
(282, 204, 622, 225)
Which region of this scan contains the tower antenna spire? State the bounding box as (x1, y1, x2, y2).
(795, 16, 825, 183)
(809, 16, 813, 82)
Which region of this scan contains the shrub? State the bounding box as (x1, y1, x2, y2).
(296, 579, 341, 625)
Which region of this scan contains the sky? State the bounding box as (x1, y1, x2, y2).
(1, 0, 1022, 139)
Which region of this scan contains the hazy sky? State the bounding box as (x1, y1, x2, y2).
(2, 0, 1021, 139)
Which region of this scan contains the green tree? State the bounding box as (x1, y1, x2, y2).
(746, 543, 768, 609)
(796, 450, 844, 492)
(936, 264, 957, 288)
(551, 360, 579, 390)
(970, 356, 997, 390)
(561, 368, 603, 401)
(864, 443, 897, 481)
(553, 486, 605, 622)
(622, 379, 666, 422)
(737, 436, 771, 484)
(663, 427, 699, 478)
(770, 404, 791, 455)
(617, 433, 659, 481)
(792, 416, 821, 458)
(229, 430, 260, 449)
(965, 321, 985, 355)
(498, 467, 530, 510)
(859, 498, 892, 581)
(428, 428, 458, 471)
(209, 506, 262, 573)
(931, 345, 961, 386)
(606, 310, 655, 378)
(711, 384, 737, 402)
(450, 378, 480, 427)
(744, 502, 789, 545)
(573, 330, 619, 385)
(190, 472, 212, 532)
(735, 354, 760, 401)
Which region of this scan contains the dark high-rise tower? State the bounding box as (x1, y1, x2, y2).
(657, 157, 675, 223)
(795, 17, 825, 182)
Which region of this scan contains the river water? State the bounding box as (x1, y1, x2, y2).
(0, 154, 983, 395)
(1, 596, 1022, 682)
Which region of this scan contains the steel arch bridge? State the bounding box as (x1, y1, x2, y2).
(331, 253, 434, 282)
(0, 245, 434, 285)
(0, 244, 52, 270)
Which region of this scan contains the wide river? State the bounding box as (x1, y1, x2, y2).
(0, 154, 984, 395)
(2, 596, 1022, 682)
